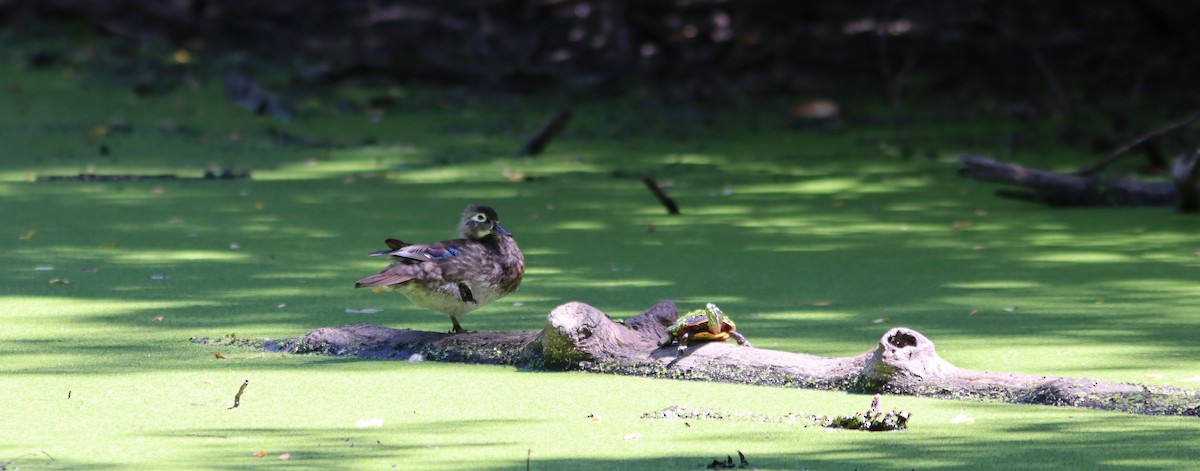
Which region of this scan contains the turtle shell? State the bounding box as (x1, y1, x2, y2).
(674, 314, 738, 341)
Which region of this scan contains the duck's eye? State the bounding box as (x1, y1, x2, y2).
(472, 213, 488, 223)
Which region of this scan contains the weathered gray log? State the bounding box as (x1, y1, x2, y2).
(957, 154, 1177, 206)
(283, 300, 1199, 416)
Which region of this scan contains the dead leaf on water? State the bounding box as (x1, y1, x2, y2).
(252, 450, 268, 458)
(151, 316, 164, 322)
(502, 168, 524, 182)
(1144, 374, 1164, 379)
(19, 229, 36, 240)
(949, 412, 975, 424)
(214, 352, 226, 359)
(968, 309, 979, 316)
(872, 317, 891, 324)
(49, 278, 70, 285)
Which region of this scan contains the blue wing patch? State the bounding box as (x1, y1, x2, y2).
(424, 245, 461, 260)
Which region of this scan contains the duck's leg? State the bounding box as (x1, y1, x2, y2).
(450, 316, 466, 334)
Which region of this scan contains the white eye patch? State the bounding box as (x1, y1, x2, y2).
(472, 213, 488, 222)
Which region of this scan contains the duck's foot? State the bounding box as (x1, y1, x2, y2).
(449, 316, 474, 334)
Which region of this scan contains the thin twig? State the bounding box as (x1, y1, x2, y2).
(875, 0, 897, 115)
(1074, 109, 1200, 176)
(1024, 41, 1068, 113)
(229, 380, 249, 409)
(640, 176, 680, 215)
(1, 453, 35, 470)
(875, 0, 915, 125)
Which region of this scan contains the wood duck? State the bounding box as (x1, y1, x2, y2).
(354, 205, 525, 333)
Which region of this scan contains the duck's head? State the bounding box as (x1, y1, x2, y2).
(459, 205, 511, 240)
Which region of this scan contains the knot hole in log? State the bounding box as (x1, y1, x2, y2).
(857, 328, 957, 393)
(887, 331, 918, 348)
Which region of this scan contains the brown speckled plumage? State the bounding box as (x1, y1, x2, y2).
(354, 205, 525, 333)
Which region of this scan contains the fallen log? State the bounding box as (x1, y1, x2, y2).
(279, 300, 1199, 417)
(956, 153, 1200, 209)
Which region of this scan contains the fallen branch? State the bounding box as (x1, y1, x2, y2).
(37, 170, 250, 182)
(229, 380, 249, 410)
(957, 153, 1192, 208)
(281, 301, 1199, 416)
(641, 176, 680, 214)
(1074, 108, 1200, 176)
(519, 110, 572, 156)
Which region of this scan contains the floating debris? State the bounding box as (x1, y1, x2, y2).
(811, 395, 911, 431)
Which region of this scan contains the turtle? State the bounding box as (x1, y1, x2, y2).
(660, 303, 752, 354)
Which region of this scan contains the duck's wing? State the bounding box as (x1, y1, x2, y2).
(366, 238, 410, 256)
(368, 239, 465, 263)
(355, 239, 472, 288)
(353, 266, 416, 288)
